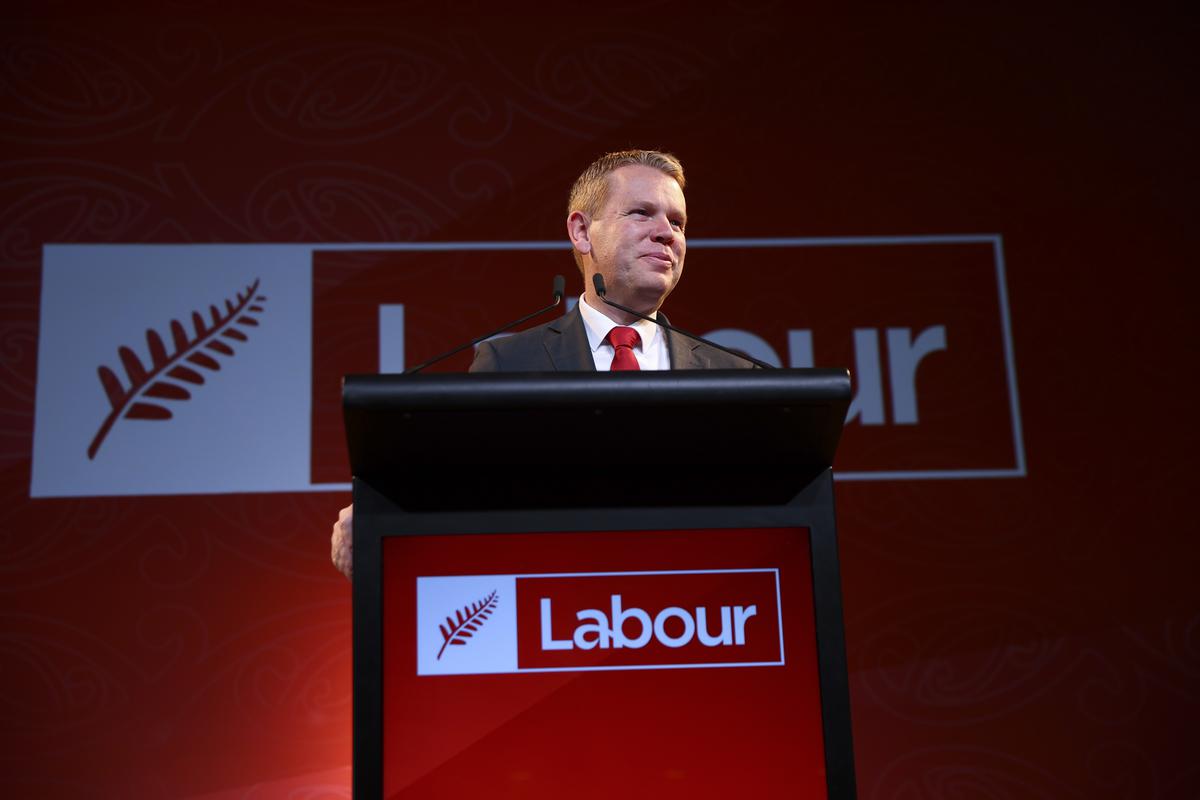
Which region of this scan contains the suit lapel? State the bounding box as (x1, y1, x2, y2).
(543, 307, 595, 371)
(661, 310, 703, 369)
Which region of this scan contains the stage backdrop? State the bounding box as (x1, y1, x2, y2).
(3, 4, 1197, 798)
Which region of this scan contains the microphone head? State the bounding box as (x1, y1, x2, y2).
(592, 273, 607, 297)
(552, 274, 565, 302)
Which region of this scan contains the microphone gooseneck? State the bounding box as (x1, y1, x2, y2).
(591, 274, 774, 369)
(404, 275, 566, 374)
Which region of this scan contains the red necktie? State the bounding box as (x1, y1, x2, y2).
(607, 326, 641, 371)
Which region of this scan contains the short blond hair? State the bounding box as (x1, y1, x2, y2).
(567, 149, 686, 272)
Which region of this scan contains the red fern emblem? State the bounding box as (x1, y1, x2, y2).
(437, 590, 499, 660)
(86, 278, 267, 459)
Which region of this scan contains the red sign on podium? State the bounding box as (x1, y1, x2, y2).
(382, 527, 829, 798)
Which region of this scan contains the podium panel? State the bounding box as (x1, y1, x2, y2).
(353, 474, 855, 799)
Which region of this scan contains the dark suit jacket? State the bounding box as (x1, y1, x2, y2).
(469, 306, 751, 372)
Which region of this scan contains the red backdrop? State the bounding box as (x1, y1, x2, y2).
(3, 3, 1197, 798)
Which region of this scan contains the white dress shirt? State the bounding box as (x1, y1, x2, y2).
(577, 297, 670, 371)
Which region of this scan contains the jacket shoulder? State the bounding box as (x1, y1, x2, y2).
(469, 314, 586, 372)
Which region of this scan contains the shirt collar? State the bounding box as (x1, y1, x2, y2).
(577, 296, 661, 353)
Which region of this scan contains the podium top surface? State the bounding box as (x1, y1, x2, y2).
(343, 368, 850, 510)
(344, 368, 850, 410)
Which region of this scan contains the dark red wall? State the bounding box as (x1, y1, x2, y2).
(3, 3, 1197, 798)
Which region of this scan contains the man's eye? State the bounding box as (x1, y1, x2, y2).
(671, 220, 685, 230)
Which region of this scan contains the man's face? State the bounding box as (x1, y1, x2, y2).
(583, 164, 687, 313)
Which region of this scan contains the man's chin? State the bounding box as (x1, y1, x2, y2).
(598, 272, 678, 313)
(630, 281, 675, 313)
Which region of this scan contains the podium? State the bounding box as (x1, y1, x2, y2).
(345, 369, 857, 799)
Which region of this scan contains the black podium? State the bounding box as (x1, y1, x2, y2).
(345, 369, 857, 799)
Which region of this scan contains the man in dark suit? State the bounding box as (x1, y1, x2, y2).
(331, 149, 744, 578)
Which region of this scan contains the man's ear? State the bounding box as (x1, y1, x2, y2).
(566, 210, 592, 256)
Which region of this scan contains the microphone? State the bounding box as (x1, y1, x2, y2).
(592, 274, 775, 369)
(404, 275, 566, 374)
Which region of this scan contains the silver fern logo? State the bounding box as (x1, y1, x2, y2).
(87, 278, 266, 459)
(436, 590, 500, 660)
(417, 575, 519, 676)
(32, 245, 311, 499)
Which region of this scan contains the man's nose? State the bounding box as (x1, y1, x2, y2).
(651, 214, 675, 243)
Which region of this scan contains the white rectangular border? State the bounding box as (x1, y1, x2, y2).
(419, 567, 786, 674)
(308, 234, 1025, 485)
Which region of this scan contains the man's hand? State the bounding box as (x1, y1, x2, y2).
(331, 503, 353, 580)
